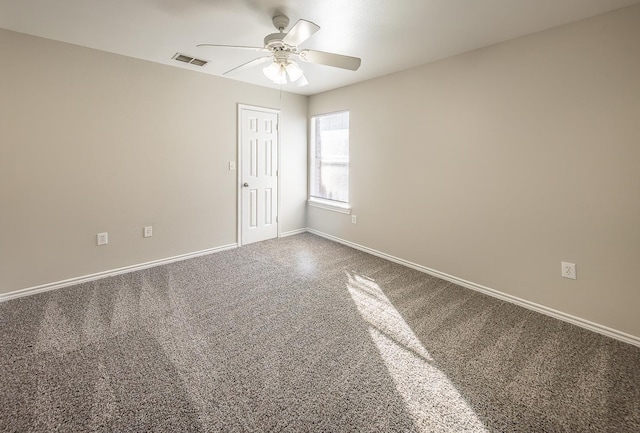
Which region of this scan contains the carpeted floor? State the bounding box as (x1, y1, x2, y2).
(1, 233, 639, 432)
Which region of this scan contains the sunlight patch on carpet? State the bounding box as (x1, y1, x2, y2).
(347, 273, 487, 432)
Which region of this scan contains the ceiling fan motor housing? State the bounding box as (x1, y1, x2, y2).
(264, 32, 288, 49)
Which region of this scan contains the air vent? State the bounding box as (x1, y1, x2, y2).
(189, 58, 208, 67)
(172, 53, 209, 67)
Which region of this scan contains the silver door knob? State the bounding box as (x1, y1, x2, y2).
(243, 182, 249, 187)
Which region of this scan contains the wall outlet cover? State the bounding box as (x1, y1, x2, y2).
(144, 226, 153, 238)
(561, 262, 576, 280)
(97, 232, 108, 246)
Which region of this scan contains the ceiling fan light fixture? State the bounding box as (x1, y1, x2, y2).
(284, 61, 304, 82)
(263, 62, 287, 84)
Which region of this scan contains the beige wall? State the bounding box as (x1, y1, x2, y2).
(0, 29, 308, 293)
(308, 5, 640, 337)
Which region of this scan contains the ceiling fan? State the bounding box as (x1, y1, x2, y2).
(197, 14, 361, 86)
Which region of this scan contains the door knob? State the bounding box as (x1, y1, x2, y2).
(243, 182, 249, 187)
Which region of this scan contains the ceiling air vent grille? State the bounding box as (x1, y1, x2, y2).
(172, 53, 209, 67)
(189, 58, 208, 67)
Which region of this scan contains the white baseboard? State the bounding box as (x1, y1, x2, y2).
(280, 228, 308, 238)
(0, 243, 238, 303)
(306, 228, 640, 348)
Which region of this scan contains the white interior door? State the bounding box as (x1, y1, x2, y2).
(239, 106, 279, 245)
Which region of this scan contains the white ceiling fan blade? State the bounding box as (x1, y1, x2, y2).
(282, 19, 320, 46)
(224, 56, 272, 75)
(298, 49, 361, 71)
(197, 44, 267, 52)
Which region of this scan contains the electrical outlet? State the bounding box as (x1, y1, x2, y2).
(561, 262, 576, 280)
(352, 215, 357, 224)
(97, 232, 108, 246)
(144, 226, 153, 238)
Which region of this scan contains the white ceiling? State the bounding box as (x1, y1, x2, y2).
(1, 0, 638, 96)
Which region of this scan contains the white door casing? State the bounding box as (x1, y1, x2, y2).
(238, 105, 279, 246)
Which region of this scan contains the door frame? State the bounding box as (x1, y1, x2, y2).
(237, 103, 281, 247)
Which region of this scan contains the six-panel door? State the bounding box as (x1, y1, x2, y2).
(240, 108, 278, 245)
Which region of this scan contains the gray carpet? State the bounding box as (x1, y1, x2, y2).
(1, 233, 639, 432)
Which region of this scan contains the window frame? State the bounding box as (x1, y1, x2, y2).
(308, 110, 352, 214)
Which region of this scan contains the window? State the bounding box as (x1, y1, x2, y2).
(309, 111, 350, 213)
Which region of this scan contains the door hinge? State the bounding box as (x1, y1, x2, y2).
(276, 170, 278, 176)
(276, 216, 279, 223)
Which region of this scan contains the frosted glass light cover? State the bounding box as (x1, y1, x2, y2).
(285, 61, 304, 82)
(263, 62, 287, 84)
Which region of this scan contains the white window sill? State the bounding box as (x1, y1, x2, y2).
(308, 198, 352, 214)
